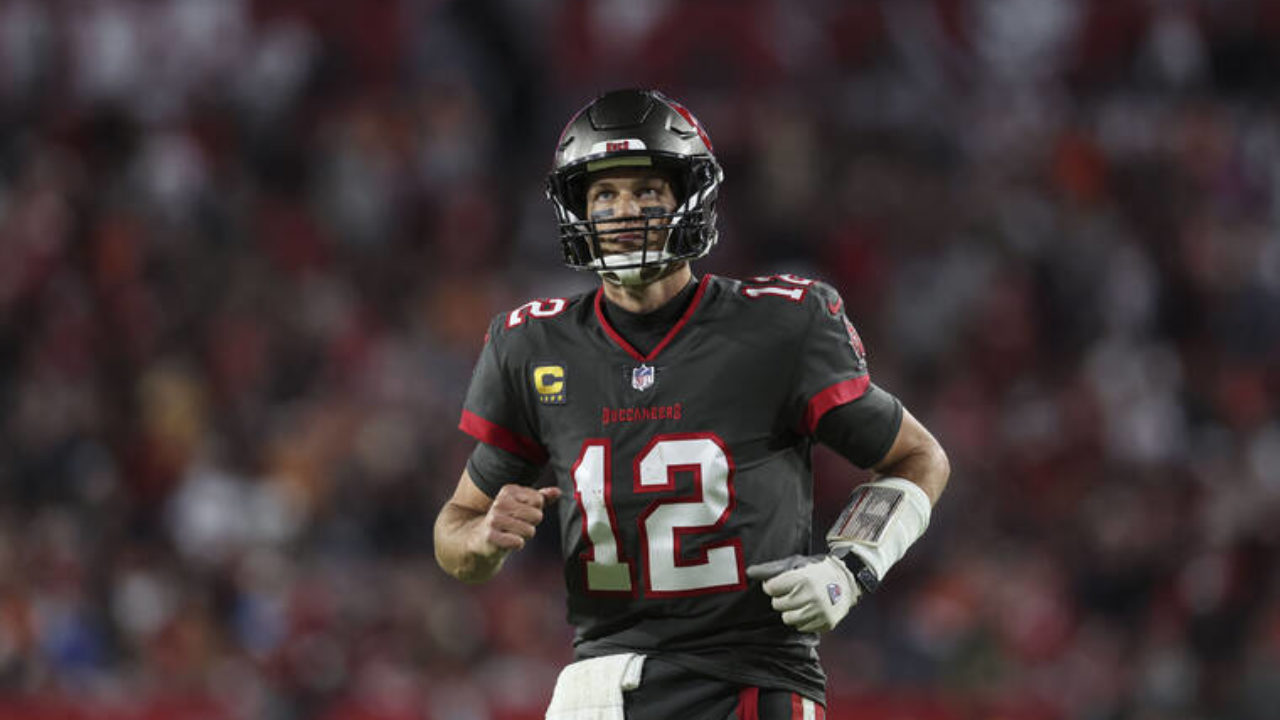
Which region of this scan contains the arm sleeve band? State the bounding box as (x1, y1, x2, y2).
(826, 476, 932, 581)
(466, 441, 542, 498)
(814, 383, 903, 468)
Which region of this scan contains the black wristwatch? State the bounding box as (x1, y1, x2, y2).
(831, 547, 880, 594)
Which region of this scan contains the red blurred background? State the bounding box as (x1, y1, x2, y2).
(1, 1, 1278, 718)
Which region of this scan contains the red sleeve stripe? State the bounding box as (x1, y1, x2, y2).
(736, 686, 759, 720)
(458, 410, 548, 465)
(802, 375, 871, 435)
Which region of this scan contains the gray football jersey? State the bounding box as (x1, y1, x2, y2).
(459, 274, 877, 701)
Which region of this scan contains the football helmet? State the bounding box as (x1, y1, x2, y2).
(546, 89, 724, 285)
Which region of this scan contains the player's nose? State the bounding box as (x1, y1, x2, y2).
(616, 192, 641, 219)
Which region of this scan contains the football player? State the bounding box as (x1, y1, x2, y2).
(434, 89, 950, 720)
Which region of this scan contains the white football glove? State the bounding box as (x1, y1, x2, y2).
(748, 477, 933, 634)
(745, 554, 861, 633)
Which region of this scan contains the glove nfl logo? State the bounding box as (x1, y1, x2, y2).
(827, 582, 842, 605)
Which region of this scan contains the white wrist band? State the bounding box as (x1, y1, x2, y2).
(826, 477, 931, 581)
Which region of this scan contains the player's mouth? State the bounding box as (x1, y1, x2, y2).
(598, 227, 649, 246)
(601, 238, 664, 256)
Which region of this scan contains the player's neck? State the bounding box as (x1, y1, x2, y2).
(601, 264, 695, 314)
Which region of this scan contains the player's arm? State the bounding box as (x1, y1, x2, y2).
(747, 399, 947, 633)
(442, 310, 559, 583)
(817, 399, 947, 593)
(869, 406, 949, 504)
(748, 283, 949, 632)
(433, 467, 561, 584)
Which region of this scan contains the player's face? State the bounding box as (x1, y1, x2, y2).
(585, 169, 678, 256)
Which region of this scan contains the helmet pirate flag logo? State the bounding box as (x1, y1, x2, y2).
(667, 99, 714, 152)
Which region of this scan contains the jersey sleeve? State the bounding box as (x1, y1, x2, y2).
(788, 283, 874, 435)
(466, 441, 542, 497)
(814, 383, 903, 468)
(458, 315, 549, 469)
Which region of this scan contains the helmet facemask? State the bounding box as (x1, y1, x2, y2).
(550, 154, 721, 285)
(546, 90, 723, 285)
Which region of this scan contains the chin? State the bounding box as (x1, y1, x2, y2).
(600, 262, 684, 287)
(600, 266, 659, 287)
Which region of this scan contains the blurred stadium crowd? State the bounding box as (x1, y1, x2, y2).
(1, 0, 1279, 718)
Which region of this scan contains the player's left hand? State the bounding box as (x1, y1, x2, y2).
(746, 554, 861, 633)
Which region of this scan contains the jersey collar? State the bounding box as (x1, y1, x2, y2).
(593, 274, 712, 362)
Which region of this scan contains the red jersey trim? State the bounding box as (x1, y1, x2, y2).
(459, 410, 548, 465)
(802, 375, 871, 435)
(593, 275, 712, 362)
(737, 686, 760, 720)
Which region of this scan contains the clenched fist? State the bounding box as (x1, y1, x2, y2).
(474, 484, 562, 557)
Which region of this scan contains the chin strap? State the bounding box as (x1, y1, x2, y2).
(597, 255, 684, 286)
(599, 265, 665, 287)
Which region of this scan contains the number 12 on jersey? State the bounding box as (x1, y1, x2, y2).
(571, 433, 746, 597)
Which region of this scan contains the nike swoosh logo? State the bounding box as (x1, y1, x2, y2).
(826, 298, 843, 315)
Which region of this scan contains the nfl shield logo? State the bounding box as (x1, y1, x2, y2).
(631, 364, 655, 392)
